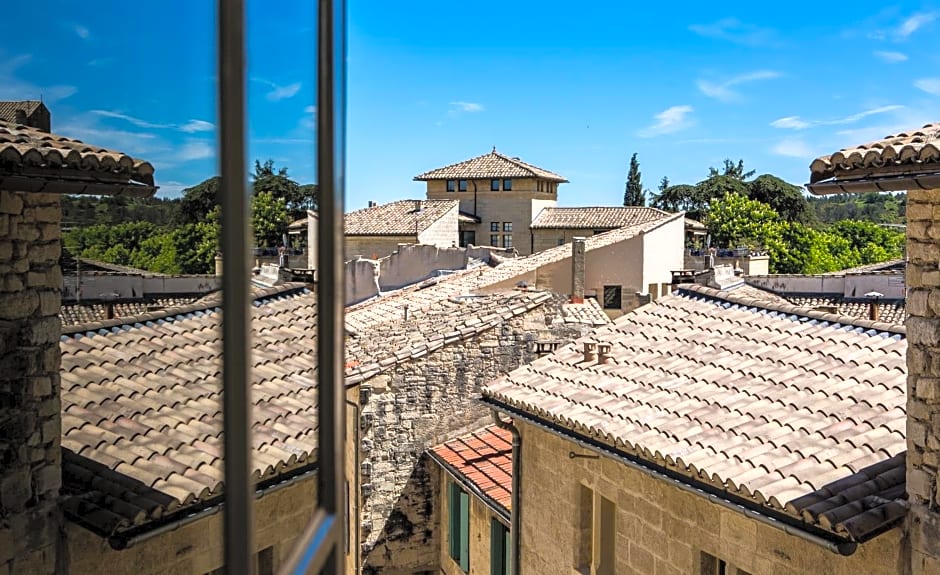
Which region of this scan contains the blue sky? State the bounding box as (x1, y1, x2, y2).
(2, 2, 939, 209)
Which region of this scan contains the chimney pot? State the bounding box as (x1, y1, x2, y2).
(596, 342, 612, 365)
(582, 341, 597, 363)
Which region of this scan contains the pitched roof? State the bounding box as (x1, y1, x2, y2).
(482, 283, 907, 543)
(60, 297, 206, 326)
(429, 425, 513, 519)
(783, 296, 906, 326)
(823, 258, 905, 276)
(0, 121, 156, 192)
(0, 100, 44, 121)
(344, 199, 458, 236)
(809, 122, 940, 184)
(530, 206, 669, 230)
(414, 150, 568, 182)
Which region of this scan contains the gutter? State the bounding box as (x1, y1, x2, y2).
(486, 400, 858, 557)
(427, 452, 511, 526)
(106, 465, 319, 550)
(492, 411, 523, 575)
(806, 173, 940, 196)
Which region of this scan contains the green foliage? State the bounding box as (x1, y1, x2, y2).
(251, 191, 289, 248)
(807, 192, 906, 225)
(747, 174, 813, 224)
(651, 183, 707, 219)
(179, 176, 222, 224)
(623, 153, 645, 206)
(706, 193, 782, 250)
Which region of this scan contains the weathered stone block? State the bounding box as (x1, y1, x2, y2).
(21, 318, 60, 346)
(0, 192, 23, 215)
(0, 291, 38, 320)
(909, 317, 940, 347)
(0, 468, 31, 513)
(917, 378, 940, 402)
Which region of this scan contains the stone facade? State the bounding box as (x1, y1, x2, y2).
(358, 300, 593, 574)
(345, 235, 418, 261)
(416, 201, 459, 249)
(904, 187, 940, 575)
(66, 473, 317, 575)
(0, 189, 63, 575)
(532, 227, 606, 254)
(516, 423, 901, 575)
(426, 178, 557, 256)
(438, 470, 508, 575)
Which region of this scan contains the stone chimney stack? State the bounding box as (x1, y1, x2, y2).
(571, 236, 585, 304)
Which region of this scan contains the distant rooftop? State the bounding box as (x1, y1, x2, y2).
(530, 206, 669, 230)
(414, 149, 567, 182)
(429, 425, 513, 520)
(344, 199, 458, 236)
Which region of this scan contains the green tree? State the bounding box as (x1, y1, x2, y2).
(251, 191, 289, 248)
(709, 158, 755, 181)
(747, 174, 812, 224)
(253, 160, 317, 219)
(706, 192, 782, 250)
(623, 153, 645, 206)
(179, 176, 222, 224)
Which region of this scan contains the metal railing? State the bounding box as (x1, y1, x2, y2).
(217, 0, 347, 573)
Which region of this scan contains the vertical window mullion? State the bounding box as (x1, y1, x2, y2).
(218, 0, 254, 574)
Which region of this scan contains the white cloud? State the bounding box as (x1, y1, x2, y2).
(0, 53, 76, 102)
(769, 105, 904, 130)
(449, 101, 484, 113)
(772, 138, 813, 158)
(178, 140, 214, 161)
(155, 180, 189, 197)
(915, 78, 940, 96)
(873, 50, 908, 63)
(91, 110, 175, 129)
(696, 70, 781, 102)
(897, 12, 936, 38)
(179, 119, 215, 133)
(638, 105, 694, 137)
(73, 24, 90, 40)
(300, 105, 317, 130)
(688, 18, 777, 46)
(252, 78, 302, 102)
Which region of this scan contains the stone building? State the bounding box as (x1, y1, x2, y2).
(806, 122, 940, 574)
(343, 199, 459, 260)
(481, 283, 908, 575)
(415, 149, 567, 255)
(528, 206, 671, 253)
(0, 121, 155, 574)
(0, 100, 51, 132)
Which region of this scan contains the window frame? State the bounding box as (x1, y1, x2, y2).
(459, 179, 468, 192)
(447, 180, 457, 192)
(502, 222, 512, 232)
(502, 178, 512, 191)
(490, 234, 500, 247)
(490, 222, 500, 232)
(449, 482, 471, 572)
(602, 285, 622, 310)
(490, 179, 500, 191)
(502, 234, 513, 248)
(490, 519, 510, 575)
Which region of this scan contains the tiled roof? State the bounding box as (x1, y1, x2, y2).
(784, 296, 906, 326)
(529, 206, 669, 230)
(482, 283, 907, 542)
(0, 121, 155, 187)
(685, 217, 706, 231)
(414, 150, 568, 182)
(344, 199, 458, 236)
(60, 284, 319, 533)
(60, 297, 206, 326)
(0, 100, 43, 121)
(429, 425, 513, 518)
(810, 122, 940, 183)
(823, 259, 905, 275)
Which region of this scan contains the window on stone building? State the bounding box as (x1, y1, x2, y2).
(491, 179, 500, 191)
(491, 222, 500, 232)
(491, 234, 500, 247)
(557, 238, 565, 246)
(699, 552, 751, 575)
(576, 486, 616, 575)
(447, 179, 457, 192)
(448, 482, 471, 572)
(503, 222, 513, 232)
(460, 231, 476, 247)
(503, 235, 513, 248)
(459, 179, 468, 192)
(503, 178, 512, 190)
(602, 286, 622, 310)
(491, 519, 511, 575)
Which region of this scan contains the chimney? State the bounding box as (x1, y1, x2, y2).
(105, 302, 115, 320)
(865, 291, 883, 322)
(414, 199, 423, 212)
(596, 342, 611, 365)
(14, 108, 27, 125)
(368, 200, 376, 208)
(571, 236, 586, 304)
(582, 341, 596, 363)
(215, 254, 223, 277)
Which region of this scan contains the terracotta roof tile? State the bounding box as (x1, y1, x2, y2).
(0, 121, 155, 186)
(344, 199, 457, 236)
(810, 122, 940, 183)
(414, 150, 567, 182)
(530, 206, 670, 230)
(429, 425, 513, 516)
(60, 297, 205, 326)
(482, 284, 907, 542)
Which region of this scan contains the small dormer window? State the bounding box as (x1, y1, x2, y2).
(490, 179, 500, 191)
(446, 180, 456, 192)
(503, 179, 512, 191)
(459, 179, 468, 192)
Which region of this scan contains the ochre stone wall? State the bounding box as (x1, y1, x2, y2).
(518, 423, 902, 575)
(532, 228, 604, 253)
(345, 235, 416, 261)
(904, 187, 940, 575)
(0, 189, 63, 575)
(67, 473, 317, 575)
(359, 301, 591, 574)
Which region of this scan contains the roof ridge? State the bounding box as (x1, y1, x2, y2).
(62, 282, 308, 335)
(676, 283, 906, 335)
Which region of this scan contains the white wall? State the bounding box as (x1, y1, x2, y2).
(641, 216, 685, 293)
(747, 273, 905, 299)
(63, 274, 220, 301)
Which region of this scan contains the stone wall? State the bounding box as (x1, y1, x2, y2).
(904, 187, 940, 575)
(0, 189, 63, 575)
(438, 468, 508, 575)
(66, 473, 318, 575)
(532, 228, 603, 254)
(359, 300, 593, 574)
(416, 202, 459, 249)
(345, 235, 416, 261)
(378, 244, 468, 292)
(517, 423, 902, 575)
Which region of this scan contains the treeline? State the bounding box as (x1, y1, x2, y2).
(63, 160, 317, 274)
(625, 156, 905, 273)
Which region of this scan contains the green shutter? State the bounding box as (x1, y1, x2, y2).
(505, 526, 512, 575)
(459, 489, 470, 571)
(491, 519, 511, 575)
(448, 482, 460, 562)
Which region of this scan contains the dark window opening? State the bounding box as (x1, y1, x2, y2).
(490, 520, 510, 575)
(447, 179, 456, 192)
(503, 222, 513, 232)
(491, 179, 500, 191)
(502, 179, 512, 191)
(460, 231, 476, 247)
(491, 222, 500, 232)
(490, 234, 500, 247)
(602, 286, 622, 310)
(459, 179, 468, 192)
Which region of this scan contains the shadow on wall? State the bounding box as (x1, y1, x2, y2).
(362, 455, 441, 575)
